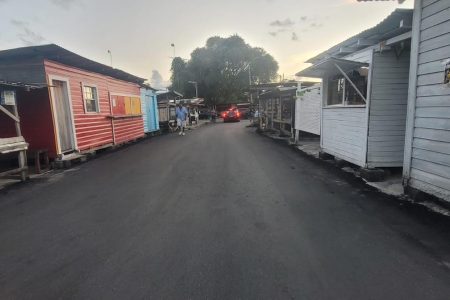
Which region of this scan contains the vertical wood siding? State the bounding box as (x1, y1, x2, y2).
(322, 107, 367, 167)
(367, 50, 410, 167)
(44, 60, 143, 153)
(295, 83, 321, 135)
(407, 0, 450, 201)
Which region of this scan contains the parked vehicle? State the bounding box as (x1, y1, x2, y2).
(222, 108, 241, 122)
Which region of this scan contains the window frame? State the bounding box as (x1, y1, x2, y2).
(325, 67, 369, 108)
(81, 83, 100, 113)
(109, 93, 143, 117)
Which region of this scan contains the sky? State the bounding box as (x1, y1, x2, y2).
(0, 0, 413, 87)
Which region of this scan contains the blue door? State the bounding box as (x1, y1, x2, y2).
(146, 95, 159, 132)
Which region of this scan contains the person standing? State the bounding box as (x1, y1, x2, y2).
(176, 102, 188, 136)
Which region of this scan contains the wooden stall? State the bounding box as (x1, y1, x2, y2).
(297, 9, 413, 170)
(0, 44, 146, 159)
(157, 90, 182, 132)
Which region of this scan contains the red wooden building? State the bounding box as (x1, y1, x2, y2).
(0, 44, 146, 158)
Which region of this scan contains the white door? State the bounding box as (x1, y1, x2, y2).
(52, 80, 75, 153)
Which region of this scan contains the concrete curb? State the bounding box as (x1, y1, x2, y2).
(256, 128, 450, 219)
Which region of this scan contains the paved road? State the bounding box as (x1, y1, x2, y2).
(1, 121, 450, 299)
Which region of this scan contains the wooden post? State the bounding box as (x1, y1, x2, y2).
(271, 99, 274, 129)
(12, 104, 27, 181)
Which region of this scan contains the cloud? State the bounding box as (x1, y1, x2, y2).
(291, 32, 299, 41)
(151, 70, 167, 89)
(310, 22, 323, 28)
(270, 18, 295, 27)
(268, 32, 278, 37)
(11, 19, 45, 46)
(300, 16, 307, 21)
(50, 0, 80, 9)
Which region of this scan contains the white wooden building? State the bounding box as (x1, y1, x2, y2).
(297, 9, 413, 169)
(403, 0, 450, 202)
(294, 83, 322, 138)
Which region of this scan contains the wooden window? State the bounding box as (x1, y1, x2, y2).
(131, 97, 142, 114)
(83, 85, 99, 113)
(111, 94, 141, 116)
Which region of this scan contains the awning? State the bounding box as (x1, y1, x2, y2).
(295, 57, 368, 78)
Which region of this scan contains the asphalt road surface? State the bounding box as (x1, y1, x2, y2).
(1, 121, 450, 299)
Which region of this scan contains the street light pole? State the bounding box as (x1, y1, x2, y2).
(247, 63, 253, 104)
(107, 50, 113, 68)
(171, 43, 176, 58)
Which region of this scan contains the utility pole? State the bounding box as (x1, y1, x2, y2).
(247, 63, 253, 104)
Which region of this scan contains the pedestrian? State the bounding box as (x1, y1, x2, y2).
(176, 101, 188, 136)
(211, 108, 217, 123)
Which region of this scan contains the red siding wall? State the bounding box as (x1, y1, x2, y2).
(44, 60, 144, 153)
(0, 89, 57, 157)
(113, 117, 144, 144)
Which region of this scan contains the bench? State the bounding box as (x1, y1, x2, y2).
(0, 136, 29, 180)
(0, 137, 28, 154)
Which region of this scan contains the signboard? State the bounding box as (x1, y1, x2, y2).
(445, 61, 450, 85)
(1, 90, 16, 106)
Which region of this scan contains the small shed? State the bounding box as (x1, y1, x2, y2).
(294, 82, 322, 139)
(157, 90, 182, 131)
(259, 86, 297, 136)
(297, 9, 413, 169)
(141, 84, 159, 133)
(403, 0, 450, 202)
(0, 44, 146, 159)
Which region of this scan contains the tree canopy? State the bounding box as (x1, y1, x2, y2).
(170, 35, 278, 105)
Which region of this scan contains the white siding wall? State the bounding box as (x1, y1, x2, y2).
(322, 107, 367, 167)
(405, 0, 450, 202)
(295, 83, 321, 135)
(367, 50, 411, 167)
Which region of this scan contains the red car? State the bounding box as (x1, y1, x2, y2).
(222, 108, 241, 122)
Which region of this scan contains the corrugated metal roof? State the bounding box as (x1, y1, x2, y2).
(306, 9, 413, 64)
(259, 86, 297, 98)
(0, 44, 146, 85)
(141, 83, 158, 91)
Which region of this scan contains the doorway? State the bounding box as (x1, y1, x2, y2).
(51, 79, 75, 153)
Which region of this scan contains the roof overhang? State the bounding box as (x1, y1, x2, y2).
(305, 9, 413, 64)
(0, 44, 146, 85)
(296, 58, 368, 78)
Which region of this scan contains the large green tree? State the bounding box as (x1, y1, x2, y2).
(170, 35, 278, 104)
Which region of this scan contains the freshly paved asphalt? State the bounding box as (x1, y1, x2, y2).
(1, 121, 450, 299)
